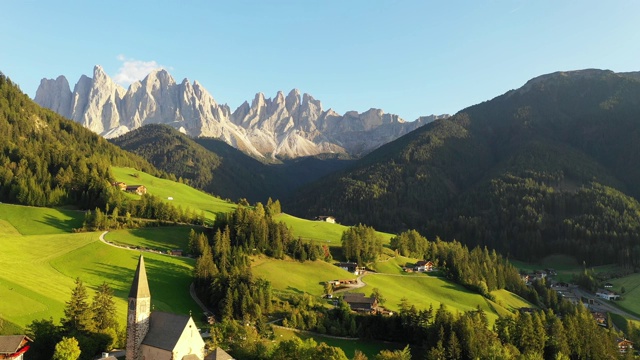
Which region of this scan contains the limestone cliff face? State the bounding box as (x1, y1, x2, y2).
(35, 66, 446, 159)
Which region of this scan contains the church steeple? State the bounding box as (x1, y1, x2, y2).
(129, 254, 151, 298)
(126, 255, 151, 360)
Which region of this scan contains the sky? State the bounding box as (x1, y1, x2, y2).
(1, 0, 639, 121)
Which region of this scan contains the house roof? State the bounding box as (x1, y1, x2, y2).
(142, 311, 192, 351)
(415, 260, 432, 267)
(205, 347, 235, 360)
(343, 293, 376, 305)
(129, 255, 151, 299)
(0, 335, 30, 353)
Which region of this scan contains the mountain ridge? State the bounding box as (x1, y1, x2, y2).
(35, 66, 447, 160)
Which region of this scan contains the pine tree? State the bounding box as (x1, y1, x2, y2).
(62, 278, 92, 333)
(91, 282, 117, 332)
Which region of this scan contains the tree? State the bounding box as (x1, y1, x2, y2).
(53, 336, 81, 360)
(91, 282, 117, 332)
(62, 278, 91, 332)
(374, 345, 411, 360)
(371, 288, 386, 305)
(353, 350, 369, 360)
(324, 282, 334, 296)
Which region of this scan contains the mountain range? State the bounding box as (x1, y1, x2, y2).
(35, 66, 445, 160)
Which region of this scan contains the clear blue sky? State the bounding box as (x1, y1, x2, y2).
(2, 1, 639, 121)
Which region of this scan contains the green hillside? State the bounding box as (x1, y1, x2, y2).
(111, 166, 236, 222)
(287, 70, 640, 267)
(0, 204, 198, 333)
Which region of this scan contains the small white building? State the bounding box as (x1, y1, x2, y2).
(596, 289, 620, 301)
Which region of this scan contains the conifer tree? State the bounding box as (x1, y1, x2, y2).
(91, 282, 117, 332)
(62, 278, 91, 333)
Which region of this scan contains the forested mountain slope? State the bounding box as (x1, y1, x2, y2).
(0, 72, 160, 209)
(286, 69, 640, 266)
(110, 124, 355, 202)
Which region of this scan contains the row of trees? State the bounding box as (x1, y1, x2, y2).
(26, 278, 121, 360)
(341, 224, 384, 264)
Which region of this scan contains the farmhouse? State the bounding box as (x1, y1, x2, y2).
(126, 255, 205, 360)
(113, 181, 128, 191)
(342, 293, 378, 313)
(335, 262, 365, 275)
(315, 216, 336, 223)
(126, 185, 147, 195)
(596, 289, 620, 301)
(617, 338, 634, 354)
(414, 260, 434, 272)
(0, 335, 31, 360)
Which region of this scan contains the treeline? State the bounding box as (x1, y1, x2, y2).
(389, 230, 526, 299)
(26, 279, 121, 360)
(81, 194, 207, 231)
(192, 200, 332, 322)
(341, 224, 383, 265)
(0, 73, 164, 210)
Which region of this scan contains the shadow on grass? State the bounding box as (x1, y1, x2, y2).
(37, 213, 84, 233)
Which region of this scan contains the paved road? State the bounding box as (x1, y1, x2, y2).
(572, 287, 640, 321)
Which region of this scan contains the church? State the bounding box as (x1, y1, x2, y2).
(126, 255, 206, 360)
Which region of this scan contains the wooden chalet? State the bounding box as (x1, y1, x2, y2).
(125, 185, 147, 195)
(0, 335, 31, 360)
(315, 216, 336, 223)
(617, 338, 633, 354)
(414, 260, 434, 272)
(113, 181, 128, 191)
(342, 293, 378, 313)
(335, 262, 365, 275)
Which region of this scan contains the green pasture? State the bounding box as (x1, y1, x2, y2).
(609, 273, 640, 318)
(111, 166, 237, 222)
(0, 204, 199, 332)
(104, 226, 201, 252)
(354, 274, 531, 324)
(0, 203, 84, 235)
(275, 213, 394, 248)
(373, 255, 423, 275)
(252, 256, 357, 296)
(273, 327, 405, 359)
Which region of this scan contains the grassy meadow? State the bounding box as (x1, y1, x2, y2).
(609, 273, 640, 317)
(111, 166, 237, 223)
(0, 204, 199, 334)
(252, 256, 357, 296)
(104, 225, 200, 252)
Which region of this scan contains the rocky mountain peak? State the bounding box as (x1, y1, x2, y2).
(35, 66, 445, 160)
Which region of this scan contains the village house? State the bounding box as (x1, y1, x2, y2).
(342, 293, 378, 313)
(335, 262, 365, 275)
(113, 181, 128, 191)
(414, 260, 434, 272)
(0, 335, 31, 360)
(617, 338, 634, 354)
(204, 347, 235, 360)
(126, 255, 205, 360)
(596, 289, 620, 301)
(315, 216, 336, 223)
(126, 185, 147, 195)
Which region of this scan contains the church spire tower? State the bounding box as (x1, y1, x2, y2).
(126, 255, 151, 360)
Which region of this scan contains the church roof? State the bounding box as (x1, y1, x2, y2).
(129, 255, 151, 299)
(205, 347, 235, 360)
(142, 311, 192, 351)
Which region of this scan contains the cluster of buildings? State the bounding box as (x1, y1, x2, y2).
(113, 181, 148, 195)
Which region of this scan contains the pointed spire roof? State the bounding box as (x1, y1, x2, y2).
(129, 254, 151, 298)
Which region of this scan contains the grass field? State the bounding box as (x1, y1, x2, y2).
(273, 327, 404, 359)
(252, 256, 357, 296)
(609, 273, 640, 317)
(275, 213, 394, 248)
(104, 226, 201, 252)
(111, 166, 237, 223)
(0, 204, 199, 334)
(0, 203, 84, 235)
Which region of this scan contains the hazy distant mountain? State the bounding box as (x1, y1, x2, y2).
(286, 69, 640, 265)
(35, 66, 446, 160)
